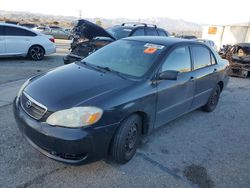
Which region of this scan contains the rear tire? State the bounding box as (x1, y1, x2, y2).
(202, 85, 221, 112)
(111, 114, 142, 164)
(28, 45, 45, 61)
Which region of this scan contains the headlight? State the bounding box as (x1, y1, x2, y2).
(46, 107, 103, 128)
(17, 79, 30, 97)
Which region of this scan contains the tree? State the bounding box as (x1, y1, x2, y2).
(53, 21, 59, 25)
(96, 20, 102, 26)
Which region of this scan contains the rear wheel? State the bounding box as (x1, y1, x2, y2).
(111, 114, 142, 164)
(202, 85, 221, 112)
(28, 45, 45, 61)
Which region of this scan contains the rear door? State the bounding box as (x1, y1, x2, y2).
(4, 26, 35, 55)
(0, 26, 5, 54)
(190, 45, 218, 109)
(155, 46, 195, 127)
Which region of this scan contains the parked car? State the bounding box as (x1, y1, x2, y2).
(33, 26, 51, 33)
(19, 23, 39, 30)
(49, 28, 71, 40)
(0, 23, 56, 60)
(197, 39, 217, 51)
(14, 37, 229, 164)
(34, 26, 72, 40)
(63, 19, 169, 64)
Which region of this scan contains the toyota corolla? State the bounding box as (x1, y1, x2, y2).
(14, 37, 229, 164)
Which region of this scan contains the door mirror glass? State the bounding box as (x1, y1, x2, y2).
(159, 70, 179, 80)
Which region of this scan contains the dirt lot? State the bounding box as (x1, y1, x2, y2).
(0, 40, 250, 188)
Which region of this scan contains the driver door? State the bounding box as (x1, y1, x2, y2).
(155, 46, 195, 127)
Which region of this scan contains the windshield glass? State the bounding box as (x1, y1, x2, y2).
(83, 40, 165, 77)
(106, 27, 132, 39)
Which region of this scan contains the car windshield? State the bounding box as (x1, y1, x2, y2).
(106, 27, 132, 39)
(83, 40, 165, 77)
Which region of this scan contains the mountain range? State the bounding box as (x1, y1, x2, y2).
(0, 10, 202, 35)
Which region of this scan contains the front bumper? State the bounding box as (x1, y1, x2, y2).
(13, 97, 119, 165)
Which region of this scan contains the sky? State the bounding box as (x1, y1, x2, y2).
(0, 0, 250, 25)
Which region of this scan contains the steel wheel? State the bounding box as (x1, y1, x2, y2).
(202, 85, 221, 112)
(29, 46, 45, 61)
(124, 123, 138, 158)
(111, 114, 142, 164)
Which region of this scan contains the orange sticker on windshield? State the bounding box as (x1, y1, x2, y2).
(144, 47, 157, 54)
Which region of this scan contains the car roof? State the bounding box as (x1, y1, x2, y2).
(112, 24, 165, 30)
(124, 36, 201, 46)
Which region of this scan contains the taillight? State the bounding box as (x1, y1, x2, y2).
(49, 38, 55, 43)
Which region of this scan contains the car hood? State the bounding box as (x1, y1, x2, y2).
(73, 19, 115, 40)
(24, 63, 133, 111)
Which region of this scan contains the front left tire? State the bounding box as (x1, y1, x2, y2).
(111, 114, 142, 164)
(28, 45, 45, 61)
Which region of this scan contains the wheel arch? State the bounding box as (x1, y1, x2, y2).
(107, 111, 150, 155)
(119, 111, 150, 135)
(218, 81, 224, 92)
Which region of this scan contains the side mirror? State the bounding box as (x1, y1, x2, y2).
(158, 70, 179, 80)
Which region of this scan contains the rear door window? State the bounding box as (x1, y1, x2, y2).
(4, 26, 37, 36)
(145, 28, 158, 36)
(191, 46, 211, 70)
(131, 28, 145, 36)
(157, 29, 167, 36)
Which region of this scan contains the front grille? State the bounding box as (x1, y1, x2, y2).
(20, 92, 47, 120)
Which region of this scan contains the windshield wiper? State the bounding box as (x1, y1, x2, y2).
(80, 61, 106, 73)
(95, 65, 127, 79)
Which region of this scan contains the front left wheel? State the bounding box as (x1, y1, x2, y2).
(111, 114, 142, 164)
(28, 45, 45, 61)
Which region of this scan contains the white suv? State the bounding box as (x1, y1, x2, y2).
(0, 23, 56, 60)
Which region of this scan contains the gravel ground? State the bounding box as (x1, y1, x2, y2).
(0, 40, 250, 188)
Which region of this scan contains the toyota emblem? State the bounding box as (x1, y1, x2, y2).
(26, 100, 32, 108)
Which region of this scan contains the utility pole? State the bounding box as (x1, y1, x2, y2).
(79, 10, 82, 19)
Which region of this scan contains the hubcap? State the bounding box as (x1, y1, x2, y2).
(210, 90, 219, 106)
(125, 124, 137, 153)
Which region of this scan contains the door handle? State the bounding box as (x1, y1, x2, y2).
(190, 76, 195, 81)
(213, 68, 217, 72)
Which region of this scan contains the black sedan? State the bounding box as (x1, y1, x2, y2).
(14, 37, 229, 164)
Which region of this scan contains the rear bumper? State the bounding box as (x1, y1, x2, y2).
(13, 97, 119, 165)
(45, 45, 56, 55)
